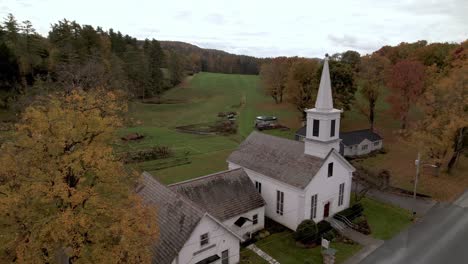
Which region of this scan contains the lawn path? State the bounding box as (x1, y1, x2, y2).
(246, 245, 280, 264)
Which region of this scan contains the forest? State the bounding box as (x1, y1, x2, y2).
(0, 14, 262, 111)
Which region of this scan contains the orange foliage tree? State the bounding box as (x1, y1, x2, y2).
(413, 41, 468, 172)
(0, 89, 157, 263)
(386, 59, 425, 129)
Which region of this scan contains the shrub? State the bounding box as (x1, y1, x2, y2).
(317, 220, 332, 235)
(294, 220, 318, 244)
(336, 203, 364, 221)
(322, 229, 336, 241)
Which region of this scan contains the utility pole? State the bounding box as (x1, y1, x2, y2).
(413, 152, 421, 200)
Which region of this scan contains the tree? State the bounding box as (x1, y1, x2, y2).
(413, 42, 468, 171)
(317, 61, 356, 111)
(294, 220, 318, 244)
(259, 57, 289, 104)
(0, 42, 20, 108)
(2, 13, 19, 47)
(167, 51, 185, 86)
(386, 59, 425, 129)
(356, 55, 390, 131)
(285, 58, 320, 118)
(0, 89, 157, 263)
(144, 39, 164, 98)
(341, 50, 361, 70)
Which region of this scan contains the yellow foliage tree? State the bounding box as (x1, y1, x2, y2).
(0, 89, 157, 263)
(413, 41, 468, 171)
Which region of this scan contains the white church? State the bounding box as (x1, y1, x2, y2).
(227, 55, 355, 230)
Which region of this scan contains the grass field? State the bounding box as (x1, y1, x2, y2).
(254, 231, 362, 264)
(117, 72, 300, 183)
(358, 197, 412, 240)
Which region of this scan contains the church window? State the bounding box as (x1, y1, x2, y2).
(338, 183, 345, 206)
(313, 119, 320, 137)
(255, 181, 262, 193)
(328, 162, 333, 177)
(330, 120, 336, 137)
(276, 190, 284, 215)
(311, 194, 318, 219)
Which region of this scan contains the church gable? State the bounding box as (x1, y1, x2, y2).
(304, 149, 355, 191)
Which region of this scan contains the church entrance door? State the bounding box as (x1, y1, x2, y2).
(323, 202, 330, 218)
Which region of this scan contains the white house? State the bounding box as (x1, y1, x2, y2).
(169, 168, 266, 240)
(339, 129, 383, 156)
(138, 172, 243, 264)
(227, 55, 356, 231)
(296, 128, 383, 157)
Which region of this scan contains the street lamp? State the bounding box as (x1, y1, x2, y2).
(413, 152, 438, 200)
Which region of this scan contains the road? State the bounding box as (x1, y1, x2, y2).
(360, 190, 468, 264)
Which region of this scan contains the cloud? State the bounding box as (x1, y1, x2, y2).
(328, 34, 380, 53)
(204, 13, 226, 25)
(174, 10, 191, 20)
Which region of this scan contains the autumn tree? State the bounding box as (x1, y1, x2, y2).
(356, 55, 390, 131)
(285, 58, 320, 118)
(413, 41, 468, 172)
(0, 89, 157, 263)
(386, 59, 425, 129)
(259, 57, 290, 104)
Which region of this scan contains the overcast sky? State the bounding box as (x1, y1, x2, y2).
(1, 0, 467, 57)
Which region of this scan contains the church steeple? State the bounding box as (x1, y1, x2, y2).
(315, 54, 334, 111)
(304, 54, 342, 158)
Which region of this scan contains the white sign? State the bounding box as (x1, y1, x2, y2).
(321, 238, 330, 249)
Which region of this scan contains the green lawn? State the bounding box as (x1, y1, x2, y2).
(118, 72, 299, 183)
(240, 248, 269, 264)
(255, 231, 362, 264)
(358, 197, 412, 240)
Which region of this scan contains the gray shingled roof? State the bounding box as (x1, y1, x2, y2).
(169, 168, 265, 221)
(137, 172, 204, 264)
(295, 127, 382, 146)
(340, 129, 382, 146)
(227, 131, 325, 189)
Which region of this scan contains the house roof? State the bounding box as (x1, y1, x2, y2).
(169, 168, 265, 221)
(295, 127, 382, 146)
(227, 131, 325, 189)
(340, 129, 383, 146)
(296, 126, 307, 137)
(137, 172, 205, 264)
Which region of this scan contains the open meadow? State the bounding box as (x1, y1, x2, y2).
(116, 72, 301, 184)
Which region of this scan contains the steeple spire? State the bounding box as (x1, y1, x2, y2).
(314, 54, 333, 111)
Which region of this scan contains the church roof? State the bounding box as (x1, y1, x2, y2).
(315, 55, 334, 110)
(227, 131, 325, 189)
(137, 172, 205, 264)
(169, 168, 265, 221)
(295, 127, 382, 146)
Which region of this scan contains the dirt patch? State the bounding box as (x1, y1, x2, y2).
(121, 133, 144, 141)
(175, 120, 237, 135)
(141, 98, 186, 104)
(178, 75, 194, 88)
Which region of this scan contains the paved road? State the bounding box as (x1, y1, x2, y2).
(360, 190, 468, 264)
(356, 183, 436, 216)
